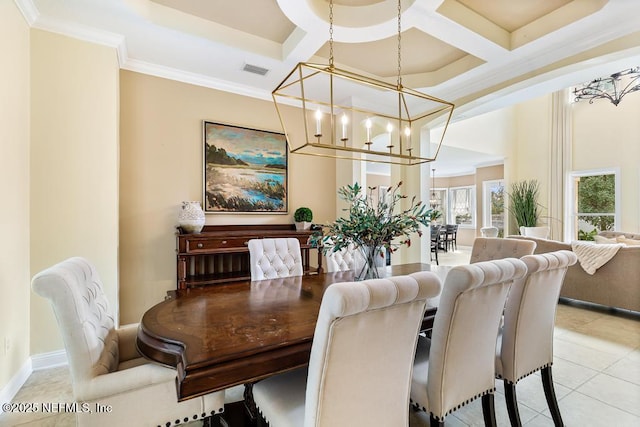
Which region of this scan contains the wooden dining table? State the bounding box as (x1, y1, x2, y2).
(136, 263, 443, 404)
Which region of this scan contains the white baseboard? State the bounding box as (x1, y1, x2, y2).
(0, 350, 68, 412)
(0, 358, 31, 410)
(31, 349, 68, 371)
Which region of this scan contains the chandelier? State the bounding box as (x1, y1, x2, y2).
(272, 0, 454, 166)
(429, 168, 438, 208)
(573, 67, 640, 106)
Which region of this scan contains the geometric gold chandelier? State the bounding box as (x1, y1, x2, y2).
(272, 0, 455, 166)
(573, 67, 640, 107)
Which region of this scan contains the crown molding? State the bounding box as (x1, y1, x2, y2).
(121, 58, 272, 101)
(14, 0, 271, 102)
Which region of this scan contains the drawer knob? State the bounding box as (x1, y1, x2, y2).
(222, 240, 227, 244)
(197, 243, 203, 248)
(244, 241, 249, 246)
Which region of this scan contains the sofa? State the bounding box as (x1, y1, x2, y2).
(508, 232, 640, 312)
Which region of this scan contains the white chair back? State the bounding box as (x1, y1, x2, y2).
(324, 243, 364, 272)
(248, 238, 303, 280)
(32, 257, 117, 396)
(411, 258, 527, 422)
(480, 226, 499, 237)
(470, 237, 536, 264)
(498, 250, 577, 382)
(303, 272, 442, 427)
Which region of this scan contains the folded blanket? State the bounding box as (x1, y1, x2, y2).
(571, 241, 624, 275)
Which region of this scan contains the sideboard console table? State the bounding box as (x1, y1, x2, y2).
(176, 224, 322, 289)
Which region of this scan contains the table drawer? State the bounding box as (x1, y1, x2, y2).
(185, 237, 251, 252)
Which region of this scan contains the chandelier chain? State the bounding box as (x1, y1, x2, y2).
(329, 0, 334, 68)
(397, 0, 402, 88)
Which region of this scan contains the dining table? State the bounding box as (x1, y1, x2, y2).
(136, 262, 448, 408)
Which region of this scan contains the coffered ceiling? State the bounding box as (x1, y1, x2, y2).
(16, 0, 640, 174)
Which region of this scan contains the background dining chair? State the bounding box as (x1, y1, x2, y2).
(431, 224, 442, 265)
(31, 257, 225, 427)
(481, 226, 499, 237)
(253, 272, 442, 427)
(323, 239, 365, 273)
(519, 226, 551, 239)
(497, 250, 577, 427)
(411, 258, 527, 427)
(248, 237, 304, 280)
(469, 237, 536, 264)
(444, 224, 458, 251)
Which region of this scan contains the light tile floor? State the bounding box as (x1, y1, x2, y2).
(2, 247, 639, 426)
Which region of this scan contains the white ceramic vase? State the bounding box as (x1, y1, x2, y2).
(178, 201, 205, 233)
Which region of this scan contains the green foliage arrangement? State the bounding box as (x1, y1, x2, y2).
(294, 207, 313, 222)
(310, 181, 432, 258)
(508, 179, 541, 229)
(430, 209, 443, 223)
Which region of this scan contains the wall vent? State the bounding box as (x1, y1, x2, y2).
(242, 63, 269, 76)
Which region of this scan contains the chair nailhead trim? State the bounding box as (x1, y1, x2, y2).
(411, 388, 496, 419)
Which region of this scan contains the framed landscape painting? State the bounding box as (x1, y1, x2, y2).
(203, 121, 288, 213)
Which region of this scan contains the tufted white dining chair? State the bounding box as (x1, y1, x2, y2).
(410, 258, 528, 427)
(496, 250, 577, 427)
(480, 226, 499, 237)
(252, 272, 443, 427)
(248, 238, 304, 280)
(470, 237, 536, 264)
(31, 257, 225, 427)
(323, 241, 363, 273)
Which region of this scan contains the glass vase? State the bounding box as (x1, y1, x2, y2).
(355, 245, 385, 281)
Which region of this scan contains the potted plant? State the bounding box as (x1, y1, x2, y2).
(294, 207, 313, 230)
(508, 179, 541, 231)
(310, 182, 432, 280)
(430, 209, 443, 225)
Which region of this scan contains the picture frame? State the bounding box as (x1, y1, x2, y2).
(203, 121, 288, 214)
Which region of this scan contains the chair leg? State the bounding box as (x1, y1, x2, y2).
(504, 380, 522, 427)
(542, 366, 564, 427)
(481, 393, 497, 427)
(429, 414, 445, 427)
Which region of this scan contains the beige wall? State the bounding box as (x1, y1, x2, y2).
(0, 1, 31, 390)
(29, 31, 120, 354)
(571, 94, 640, 233)
(118, 71, 337, 323)
(509, 93, 639, 236)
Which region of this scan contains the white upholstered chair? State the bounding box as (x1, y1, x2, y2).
(253, 272, 443, 427)
(411, 258, 528, 427)
(31, 257, 225, 427)
(324, 242, 363, 273)
(480, 226, 499, 237)
(496, 250, 577, 427)
(470, 237, 536, 264)
(248, 238, 304, 280)
(519, 226, 550, 239)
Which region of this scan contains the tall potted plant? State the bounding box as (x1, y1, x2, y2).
(508, 179, 541, 231)
(311, 182, 432, 280)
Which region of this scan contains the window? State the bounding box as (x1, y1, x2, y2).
(483, 180, 505, 236)
(430, 189, 448, 224)
(568, 169, 619, 240)
(449, 186, 475, 227)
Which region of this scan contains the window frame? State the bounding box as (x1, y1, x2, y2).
(482, 179, 505, 233)
(448, 185, 476, 228)
(565, 167, 620, 241)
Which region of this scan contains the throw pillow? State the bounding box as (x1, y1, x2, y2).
(594, 235, 617, 244)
